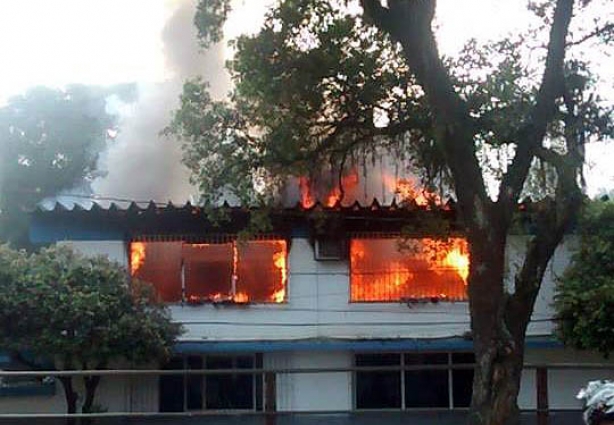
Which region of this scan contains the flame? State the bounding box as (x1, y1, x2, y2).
(299, 169, 359, 207)
(130, 242, 146, 275)
(271, 241, 287, 302)
(443, 247, 470, 282)
(383, 176, 440, 207)
(350, 238, 469, 302)
(299, 176, 315, 208)
(325, 170, 359, 207)
(232, 242, 239, 292)
(133, 239, 288, 304)
(233, 292, 249, 303)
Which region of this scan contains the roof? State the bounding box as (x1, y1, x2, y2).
(30, 198, 462, 244)
(34, 197, 458, 214)
(30, 197, 546, 244)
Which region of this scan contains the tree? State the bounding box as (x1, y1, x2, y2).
(0, 245, 182, 421)
(170, 1, 614, 424)
(555, 200, 614, 357)
(0, 84, 135, 246)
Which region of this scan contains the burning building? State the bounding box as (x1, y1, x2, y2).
(12, 193, 612, 421)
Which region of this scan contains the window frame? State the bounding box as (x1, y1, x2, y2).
(353, 352, 474, 411)
(348, 234, 470, 303)
(159, 353, 263, 413)
(130, 236, 289, 304)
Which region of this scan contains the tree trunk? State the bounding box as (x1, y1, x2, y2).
(82, 375, 101, 413)
(466, 225, 528, 425)
(58, 376, 78, 425)
(469, 334, 525, 425)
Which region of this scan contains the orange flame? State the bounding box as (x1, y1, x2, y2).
(383, 176, 440, 207)
(299, 169, 360, 208)
(130, 242, 146, 275)
(271, 241, 287, 302)
(325, 170, 359, 207)
(299, 176, 315, 208)
(443, 247, 469, 282)
(350, 238, 469, 302)
(233, 292, 249, 303)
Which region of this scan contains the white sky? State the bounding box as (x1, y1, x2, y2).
(0, 0, 611, 194)
(0, 0, 535, 102)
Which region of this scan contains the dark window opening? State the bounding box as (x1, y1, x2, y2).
(355, 352, 474, 410)
(452, 352, 475, 408)
(404, 353, 448, 408)
(159, 354, 262, 412)
(206, 355, 254, 410)
(356, 354, 401, 409)
(159, 357, 185, 412)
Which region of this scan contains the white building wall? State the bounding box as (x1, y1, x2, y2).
(59, 236, 574, 341)
(127, 375, 159, 412)
(0, 390, 65, 414)
(0, 375, 131, 414)
(169, 236, 572, 342)
(518, 369, 537, 410)
(265, 351, 352, 412)
(525, 348, 614, 410)
(13, 234, 593, 415)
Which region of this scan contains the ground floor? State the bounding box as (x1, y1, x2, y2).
(0, 343, 613, 418)
(0, 411, 590, 425)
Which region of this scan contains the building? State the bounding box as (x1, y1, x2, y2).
(1, 199, 612, 423)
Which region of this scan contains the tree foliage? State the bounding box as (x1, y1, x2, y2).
(171, 1, 614, 424)
(555, 200, 614, 357)
(169, 0, 613, 206)
(0, 84, 136, 246)
(0, 244, 182, 415)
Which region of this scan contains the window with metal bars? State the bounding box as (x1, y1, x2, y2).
(349, 237, 469, 302)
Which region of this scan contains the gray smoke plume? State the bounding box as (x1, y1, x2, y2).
(92, 0, 230, 204)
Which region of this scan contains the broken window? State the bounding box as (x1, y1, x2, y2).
(350, 237, 469, 302)
(355, 352, 474, 410)
(130, 239, 287, 304)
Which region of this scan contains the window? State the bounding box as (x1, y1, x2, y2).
(0, 356, 56, 397)
(131, 239, 287, 304)
(350, 237, 469, 302)
(356, 354, 401, 409)
(354, 352, 474, 410)
(159, 354, 263, 412)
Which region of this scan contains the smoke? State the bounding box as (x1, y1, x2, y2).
(89, 0, 434, 208)
(92, 0, 230, 204)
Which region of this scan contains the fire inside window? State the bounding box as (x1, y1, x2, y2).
(130, 240, 287, 304)
(350, 237, 469, 302)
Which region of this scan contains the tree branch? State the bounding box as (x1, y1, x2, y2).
(498, 0, 574, 212)
(362, 0, 488, 221)
(567, 22, 614, 47)
(360, 0, 395, 35)
(534, 146, 565, 168)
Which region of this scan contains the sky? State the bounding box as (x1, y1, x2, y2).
(0, 0, 612, 199)
(0, 0, 538, 102)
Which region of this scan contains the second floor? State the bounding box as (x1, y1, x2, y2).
(30, 201, 571, 342)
